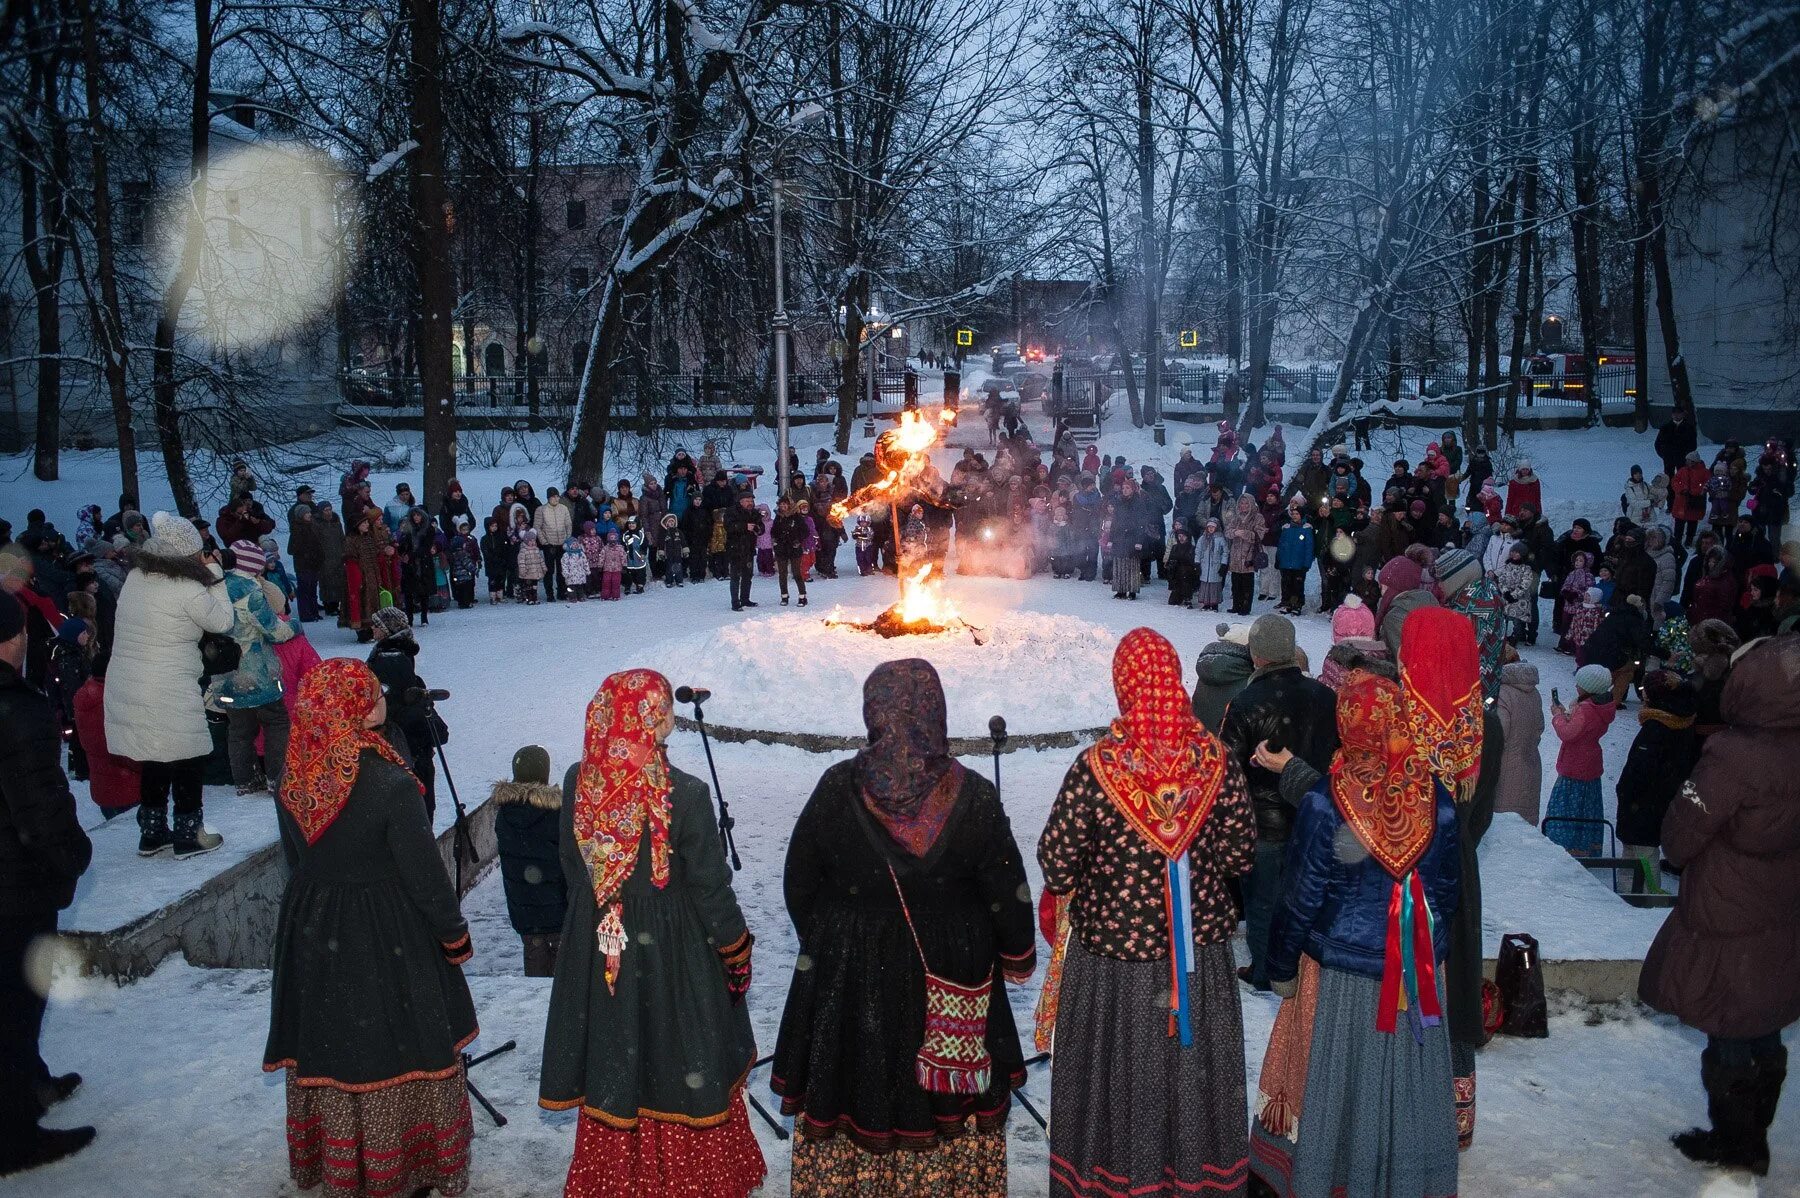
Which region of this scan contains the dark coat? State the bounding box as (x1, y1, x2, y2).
(1220, 665, 1340, 842)
(771, 512, 810, 558)
(1266, 765, 1461, 984)
(1579, 603, 1655, 671)
(263, 753, 476, 1087)
(1192, 641, 1255, 732)
(1616, 713, 1702, 847)
(540, 765, 755, 1123)
(1447, 712, 1500, 1048)
(493, 781, 566, 935)
(1654, 415, 1698, 475)
(0, 661, 93, 908)
(367, 638, 434, 760)
(1640, 636, 1800, 1038)
(725, 506, 764, 559)
(771, 761, 1035, 1149)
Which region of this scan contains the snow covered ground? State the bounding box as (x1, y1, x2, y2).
(2, 416, 1794, 1195)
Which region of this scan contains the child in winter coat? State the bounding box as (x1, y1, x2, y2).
(447, 522, 481, 609)
(576, 521, 606, 597)
(1505, 460, 1542, 517)
(1655, 600, 1693, 673)
(1164, 526, 1198, 607)
(560, 536, 590, 603)
(755, 504, 777, 576)
(1274, 505, 1315, 614)
(797, 501, 820, 581)
(657, 513, 688, 586)
(1195, 518, 1228, 611)
(1493, 543, 1537, 640)
(514, 529, 546, 604)
(596, 531, 627, 600)
(900, 505, 929, 572)
(480, 517, 512, 603)
(1706, 461, 1738, 533)
(1545, 663, 1619, 857)
(852, 514, 877, 575)
(1561, 586, 1605, 656)
(1560, 549, 1596, 612)
(1614, 671, 1700, 893)
(490, 745, 565, 977)
(1621, 465, 1657, 526)
(622, 519, 649, 593)
(1330, 592, 1376, 642)
(1050, 504, 1078, 578)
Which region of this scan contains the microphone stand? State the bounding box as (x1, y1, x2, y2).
(984, 713, 1048, 1131)
(418, 691, 515, 1126)
(680, 689, 784, 1139)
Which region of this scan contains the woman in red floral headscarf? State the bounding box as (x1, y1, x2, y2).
(1037, 628, 1257, 1197)
(1248, 662, 1463, 1198)
(538, 669, 763, 1198)
(263, 657, 478, 1198)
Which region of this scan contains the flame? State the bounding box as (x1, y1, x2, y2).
(896, 562, 959, 626)
(894, 409, 940, 454)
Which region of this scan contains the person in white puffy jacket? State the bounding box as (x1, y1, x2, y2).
(105, 512, 234, 859)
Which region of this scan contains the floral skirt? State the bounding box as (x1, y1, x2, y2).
(564, 1093, 766, 1198)
(1544, 776, 1604, 857)
(790, 1122, 1005, 1198)
(284, 1067, 471, 1198)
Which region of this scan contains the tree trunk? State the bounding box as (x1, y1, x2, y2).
(835, 271, 868, 454)
(150, 0, 210, 517)
(76, 0, 139, 500)
(1136, 24, 1159, 430)
(408, 0, 457, 506)
(20, 0, 68, 482)
(1646, 191, 1694, 415)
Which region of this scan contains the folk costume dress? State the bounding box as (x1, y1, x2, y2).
(537, 671, 764, 1198)
(772, 659, 1037, 1198)
(1249, 665, 1463, 1198)
(263, 659, 479, 1198)
(1037, 628, 1258, 1198)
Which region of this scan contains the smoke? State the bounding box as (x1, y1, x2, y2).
(154, 142, 349, 352)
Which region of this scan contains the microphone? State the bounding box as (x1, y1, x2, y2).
(675, 686, 712, 705)
(403, 686, 451, 705)
(989, 715, 1008, 745)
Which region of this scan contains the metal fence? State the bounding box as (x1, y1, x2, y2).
(339, 369, 918, 416)
(1053, 362, 1638, 417)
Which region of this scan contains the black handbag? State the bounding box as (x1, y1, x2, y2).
(1495, 933, 1549, 1038)
(199, 631, 241, 680)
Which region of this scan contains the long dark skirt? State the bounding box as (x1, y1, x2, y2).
(1049, 940, 1249, 1196)
(1250, 966, 1459, 1198)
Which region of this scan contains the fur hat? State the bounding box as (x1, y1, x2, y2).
(143, 511, 204, 559)
(370, 606, 412, 641)
(1574, 664, 1613, 696)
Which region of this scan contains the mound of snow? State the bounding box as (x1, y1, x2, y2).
(658, 608, 1123, 737)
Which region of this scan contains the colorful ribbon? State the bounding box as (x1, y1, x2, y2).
(1377, 869, 1442, 1035)
(1165, 855, 1196, 1046)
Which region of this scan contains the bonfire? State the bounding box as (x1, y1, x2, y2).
(826, 408, 986, 641)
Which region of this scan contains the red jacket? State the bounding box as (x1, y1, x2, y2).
(1504, 474, 1542, 518)
(73, 676, 140, 812)
(1552, 695, 1615, 782)
(1670, 462, 1710, 523)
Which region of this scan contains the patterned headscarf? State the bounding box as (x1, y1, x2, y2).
(1398, 606, 1484, 801)
(854, 659, 964, 857)
(281, 657, 419, 845)
(1086, 628, 1228, 859)
(573, 670, 675, 993)
(1330, 673, 1435, 878)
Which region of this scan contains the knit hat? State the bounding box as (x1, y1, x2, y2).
(54, 616, 90, 647)
(0, 591, 23, 642)
(143, 510, 204, 559)
(229, 539, 266, 574)
(1574, 664, 1613, 696)
(370, 606, 412, 641)
(1331, 594, 1376, 643)
(1435, 547, 1480, 597)
(1248, 613, 1297, 665)
(512, 745, 551, 786)
(1217, 622, 1251, 646)
(1584, 586, 1602, 604)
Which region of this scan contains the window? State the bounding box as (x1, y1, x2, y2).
(567, 266, 589, 293)
(566, 199, 586, 229)
(224, 192, 243, 249)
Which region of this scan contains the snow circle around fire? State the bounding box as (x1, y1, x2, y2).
(658, 608, 1123, 741)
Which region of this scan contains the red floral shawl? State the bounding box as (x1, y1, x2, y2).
(1398, 606, 1485, 800)
(1329, 673, 1435, 878)
(573, 670, 675, 916)
(280, 657, 420, 845)
(1085, 628, 1228, 859)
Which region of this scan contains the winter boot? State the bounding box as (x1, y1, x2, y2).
(171, 811, 224, 860)
(236, 773, 268, 797)
(33, 1072, 81, 1112)
(1674, 1047, 1767, 1174)
(0, 1125, 96, 1177)
(137, 804, 172, 857)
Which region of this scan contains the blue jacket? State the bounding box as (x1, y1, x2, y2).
(206, 571, 292, 710)
(1266, 771, 1461, 984)
(1275, 521, 1316, 570)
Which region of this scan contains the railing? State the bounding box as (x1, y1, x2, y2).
(1052, 363, 1638, 416)
(338, 369, 917, 414)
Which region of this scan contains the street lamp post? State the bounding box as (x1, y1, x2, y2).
(773, 181, 792, 498)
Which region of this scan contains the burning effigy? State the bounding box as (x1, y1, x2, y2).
(826, 408, 985, 640)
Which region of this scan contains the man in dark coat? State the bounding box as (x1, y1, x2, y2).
(725, 493, 763, 611)
(1220, 614, 1340, 990)
(1513, 505, 1557, 643)
(287, 487, 323, 623)
(1192, 625, 1254, 732)
(0, 592, 95, 1176)
(1655, 406, 1699, 480)
(366, 609, 438, 817)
